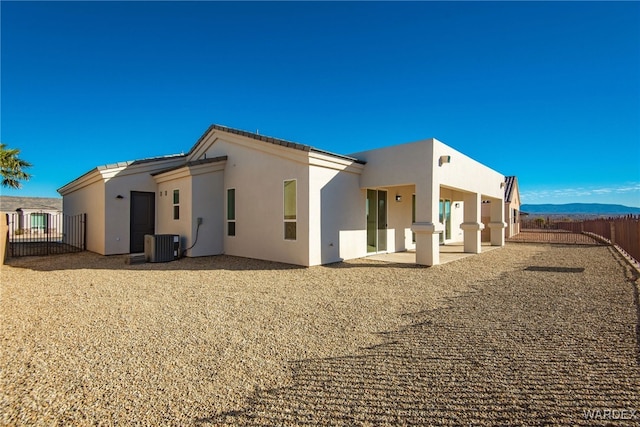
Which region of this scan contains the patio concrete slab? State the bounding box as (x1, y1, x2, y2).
(365, 242, 502, 265)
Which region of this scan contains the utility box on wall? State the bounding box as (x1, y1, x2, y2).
(144, 234, 180, 262)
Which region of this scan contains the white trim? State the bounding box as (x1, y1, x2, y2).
(283, 179, 297, 241)
(189, 132, 310, 166)
(58, 156, 185, 195)
(152, 160, 226, 183)
(187, 129, 364, 173)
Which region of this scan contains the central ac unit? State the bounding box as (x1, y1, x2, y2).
(144, 234, 180, 262)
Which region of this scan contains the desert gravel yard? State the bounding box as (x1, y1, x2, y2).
(1, 244, 639, 426)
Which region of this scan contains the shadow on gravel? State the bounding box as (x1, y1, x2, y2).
(524, 266, 585, 273)
(323, 261, 425, 270)
(3, 253, 307, 272)
(3, 252, 424, 272)
(196, 263, 640, 426)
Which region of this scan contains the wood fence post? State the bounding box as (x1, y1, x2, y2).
(1, 214, 8, 264)
(610, 222, 616, 245)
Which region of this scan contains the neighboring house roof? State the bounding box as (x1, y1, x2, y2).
(504, 176, 518, 203)
(189, 124, 367, 165)
(151, 156, 229, 176)
(0, 196, 62, 212)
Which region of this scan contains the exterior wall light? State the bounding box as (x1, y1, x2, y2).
(395, 195, 402, 202)
(116, 195, 124, 199)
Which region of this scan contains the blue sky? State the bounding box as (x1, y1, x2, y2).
(2, 1, 639, 207)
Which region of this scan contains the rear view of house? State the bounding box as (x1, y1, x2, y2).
(58, 124, 510, 266)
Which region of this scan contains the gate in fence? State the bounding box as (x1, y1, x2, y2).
(7, 212, 86, 257)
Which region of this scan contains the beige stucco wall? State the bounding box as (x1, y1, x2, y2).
(506, 186, 521, 237)
(59, 157, 184, 255)
(154, 163, 225, 257)
(61, 174, 106, 254)
(155, 174, 192, 255)
(353, 140, 432, 190)
(308, 161, 364, 265)
(196, 136, 311, 266)
(385, 185, 415, 252)
(190, 169, 225, 257)
(104, 172, 159, 255)
(432, 139, 504, 201)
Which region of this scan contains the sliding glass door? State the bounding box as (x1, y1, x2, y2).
(367, 189, 387, 253)
(439, 198, 451, 244)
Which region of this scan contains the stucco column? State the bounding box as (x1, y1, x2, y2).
(460, 192, 483, 254)
(488, 198, 507, 246)
(411, 182, 441, 266)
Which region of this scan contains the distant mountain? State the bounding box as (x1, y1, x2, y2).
(0, 196, 62, 212)
(521, 203, 640, 215)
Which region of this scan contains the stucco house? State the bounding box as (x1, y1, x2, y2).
(502, 176, 521, 237)
(58, 124, 508, 266)
(482, 175, 521, 241)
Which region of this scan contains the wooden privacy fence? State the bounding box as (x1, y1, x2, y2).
(512, 218, 600, 244)
(513, 216, 640, 265)
(580, 216, 640, 265)
(6, 212, 86, 257)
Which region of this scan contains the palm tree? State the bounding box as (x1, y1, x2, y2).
(0, 143, 32, 189)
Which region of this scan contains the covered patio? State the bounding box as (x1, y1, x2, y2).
(354, 137, 507, 266)
(366, 242, 503, 265)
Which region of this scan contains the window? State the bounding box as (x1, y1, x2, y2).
(227, 188, 236, 236)
(412, 194, 416, 243)
(173, 189, 180, 220)
(31, 213, 47, 232)
(284, 179, 296, 240)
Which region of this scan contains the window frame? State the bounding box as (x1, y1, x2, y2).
(412, 194, 416, 244)
(173, 189, 180, 220)
(227, 188, 236, 237)
(283, 179, 297, 241)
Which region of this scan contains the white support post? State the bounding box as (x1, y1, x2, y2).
(411, 182, 441, 266)
(412, 223, 440, 266)
(461, 192, 483, 254)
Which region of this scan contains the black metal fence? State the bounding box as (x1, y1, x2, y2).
(6, 212, 86, 257)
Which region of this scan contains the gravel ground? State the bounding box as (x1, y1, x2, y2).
(1, 244, 638, 426)
(507, 231, 600, 245)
